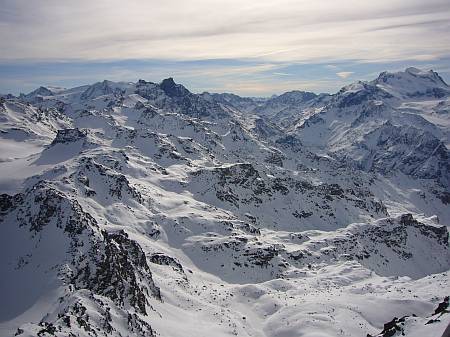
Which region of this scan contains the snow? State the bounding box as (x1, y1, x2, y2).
(0, 69, 449, 337)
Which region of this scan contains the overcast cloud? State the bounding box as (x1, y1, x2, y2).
(1, 0, 450, 62)
(0, 0, 449, 94)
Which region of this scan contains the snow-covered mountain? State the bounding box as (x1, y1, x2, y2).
(250, 90, 326, 128)
(291, 68, 450, 188)
(0, 69, 449, 337)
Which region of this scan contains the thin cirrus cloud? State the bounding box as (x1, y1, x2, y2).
(1, 0, 449, 62)
(336, 72, 354, 79)
(0, 0, 449, 95)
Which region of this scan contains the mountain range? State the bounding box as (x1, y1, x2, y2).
(0, 67, 449, 337)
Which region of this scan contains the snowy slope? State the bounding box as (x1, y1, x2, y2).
(292, 68, 450, 190)
(0, 71, 449, 337)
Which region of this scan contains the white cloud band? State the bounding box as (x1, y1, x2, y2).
(0, 0, 449, 63)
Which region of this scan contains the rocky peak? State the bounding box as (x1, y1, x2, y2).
(26, 86, 54, 98)
(159, 77, 190, 98)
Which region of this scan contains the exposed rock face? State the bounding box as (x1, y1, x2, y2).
(0, 183, 160, 336)
(160, 78, 190, 98)
(286, 214, 450, 278)
(134, 77, 229, 118)
(73, 229, 161, 314)
(341, 122, 450, 185)
(368, 296, 450, 337)
(189, 162, 388, 231)
(51, 128, 88, 145)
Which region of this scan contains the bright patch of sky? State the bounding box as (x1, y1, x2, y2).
(0, 0, 449, 96)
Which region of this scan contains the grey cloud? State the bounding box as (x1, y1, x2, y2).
(0, 0, 449, 63)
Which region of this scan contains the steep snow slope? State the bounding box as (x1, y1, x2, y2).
(0, 72, 449, 337)
(292, 68, 450, 189)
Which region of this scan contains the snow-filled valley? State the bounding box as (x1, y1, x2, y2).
(0, 68, 449, 337)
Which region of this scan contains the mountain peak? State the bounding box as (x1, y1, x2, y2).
(80, 80, 127, 100)
(161, 77, 175, 85)
(373, 67, 449, 98)
(26, 86, 54, 97)
(404, 67, 445, 82)
(405, 66, 422, 75)
(159, 77, 190, 97)
(376, 67, 445, 82)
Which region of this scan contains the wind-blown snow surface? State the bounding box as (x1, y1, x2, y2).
(0, 69, 449, 337)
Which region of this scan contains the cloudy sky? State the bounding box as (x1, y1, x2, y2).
(1, 0, 450, 95)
